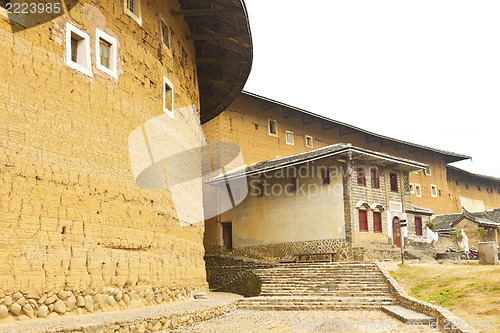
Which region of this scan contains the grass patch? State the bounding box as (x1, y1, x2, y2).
(387, 261, 500, 333)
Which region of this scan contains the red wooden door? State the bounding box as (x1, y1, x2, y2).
(415, 217, 423, 236)
(373, 212, 382, 233)
(392, 217, 401, 248)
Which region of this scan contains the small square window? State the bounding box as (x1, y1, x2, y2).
(305, 135, 313, 148)
(466, 184, 469, 189)
(163, 76, 174, 118)
(65, 23, 92, 77)
(124, 0, 142, 25)
(415, 184, 422, 197)
(285, 131, 294, 145)
(268, 120, 277, 136)
(431, 184, 437, 197)
(390, 172, 398, 192)
(159, 17, 170, 49)
(95, 29, 118, 78)
(425, 166, 431, 176)
(410, 183, 414, 194)
(99, 39, 111, 68)
(357, 166, 366, 187)
(478, 186, 481, 191)
(371, 167, 380, 189)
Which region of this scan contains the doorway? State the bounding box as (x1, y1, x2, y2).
(392, 217, 401, 248)
(221, 222, 232, 252)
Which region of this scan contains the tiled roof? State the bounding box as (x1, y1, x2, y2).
(407, 205, 435, 216)
(433, 208, 500, 231)
(242, 91, 471, 163)
(446, 165, 500, 184)
(207, 143, 426, 183)
(432, 213, 463, 231)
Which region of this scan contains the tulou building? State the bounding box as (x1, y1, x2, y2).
(203, 92, 500, 259)
(0, 0, 252, 321)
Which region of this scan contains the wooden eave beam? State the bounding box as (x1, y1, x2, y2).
(303, 115, 316, 125)
(171, 8, 242, 16)
(283, 109, 297, 119)
(339, 127, 353, 136)
(197, 58, 248, 64)
(199, 79, 243, 84)
(365, 134, 379, 144)
(380, 140, 393, 147)
(322, 122, 337, 131)
(261, 102, 273, 112)
(408, 147, 421, 154)
(186, 33, 245, 40)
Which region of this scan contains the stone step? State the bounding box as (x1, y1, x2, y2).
(260, 292, 391, 296)
(249, 262, 395, 308)
(261, 285, 390, 290)
(382, 305, 434, 324)
(237, 296, 395, 310)
(260, 283, 389, 287)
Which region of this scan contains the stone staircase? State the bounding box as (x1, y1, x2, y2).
(237, 262, 395, 310)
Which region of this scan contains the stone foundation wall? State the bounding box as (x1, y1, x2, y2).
(230, 239, 353, 262)
(204, 256, 275, 297)
(0, 284, 203, 322)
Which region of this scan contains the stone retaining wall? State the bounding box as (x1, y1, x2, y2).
(375, 262, 478, 333)
(0, 285, 203, 322)
(204, 256, 275, 297)
(230, 239, 354, 262)
(53, 302, 237, 333)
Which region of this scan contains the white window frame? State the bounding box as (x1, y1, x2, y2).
(163, 76, 174, 119)
(415, 184, 422, 197)
(305, 135, 313, 148)
(285, 131, 294, 145)
(425, 165, 432, 176)
(65, 22, 92, 77)
(430, 184, 438, 197)
(95, 28, 118, 78)
(124, 0, 142, 25)
(158, 14, 171, 51)
(268, 119, 278, 137)
(410, 183, 414, 194)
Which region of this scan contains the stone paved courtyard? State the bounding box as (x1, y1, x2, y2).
(167, 310, 441, 332)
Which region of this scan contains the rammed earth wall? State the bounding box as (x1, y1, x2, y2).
(0, 0, 207, 321)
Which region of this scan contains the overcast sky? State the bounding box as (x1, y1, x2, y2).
(242, 0, 500, 178)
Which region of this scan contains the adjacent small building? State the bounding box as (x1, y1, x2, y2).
(205, 143, 433, 261)
(433, 208, 500, 251)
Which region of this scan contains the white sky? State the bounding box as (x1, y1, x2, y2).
(242, 0, 500, 178)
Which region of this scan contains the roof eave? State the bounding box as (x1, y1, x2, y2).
(240, 91, 471, 162)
